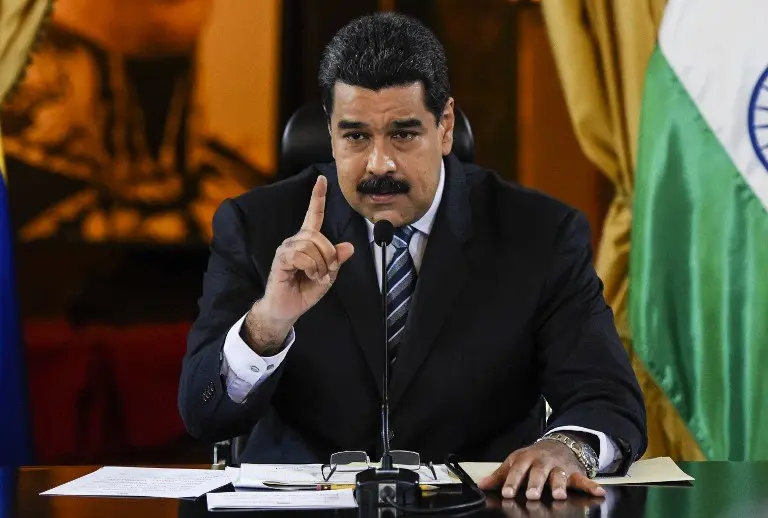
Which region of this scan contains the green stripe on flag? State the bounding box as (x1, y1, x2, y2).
(631, 49, 768, 461)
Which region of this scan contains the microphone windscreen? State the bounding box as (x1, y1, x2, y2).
(373, 220, 394, 246)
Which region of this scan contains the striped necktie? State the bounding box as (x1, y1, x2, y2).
(386, 225, 417, 363)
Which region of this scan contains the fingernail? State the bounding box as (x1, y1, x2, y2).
(501, 487, 515, 499)
(596, 486, 606, 496)
(322, 274, 331, 284)
(526, 488, 540, 499)
(553, 488, 567, 500)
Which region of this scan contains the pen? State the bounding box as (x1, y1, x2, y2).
(316, 483, 439, 491)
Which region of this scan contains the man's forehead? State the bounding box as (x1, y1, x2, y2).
(331, 82, 431, 124)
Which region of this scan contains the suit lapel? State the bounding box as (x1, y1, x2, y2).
(390, 155, 472, 408)
(320, 165, 385, 396)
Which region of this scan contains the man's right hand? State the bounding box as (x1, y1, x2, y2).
(243, 175, 355, 355)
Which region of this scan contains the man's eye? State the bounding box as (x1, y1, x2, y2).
(393, 131, 416, 141)
(344, 132, 368, 142)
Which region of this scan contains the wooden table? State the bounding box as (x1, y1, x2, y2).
(5, 462, 767, 517)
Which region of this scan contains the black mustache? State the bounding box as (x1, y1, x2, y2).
(357, 176, 410, 195)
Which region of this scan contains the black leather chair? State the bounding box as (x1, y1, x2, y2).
(212, 103, 477, 467)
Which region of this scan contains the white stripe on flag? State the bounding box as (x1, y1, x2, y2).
(659, 0, 768, 210)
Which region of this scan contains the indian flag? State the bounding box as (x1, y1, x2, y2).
(631, 0, 768, 460)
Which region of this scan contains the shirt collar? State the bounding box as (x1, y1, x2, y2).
(365, 159, 446, 243)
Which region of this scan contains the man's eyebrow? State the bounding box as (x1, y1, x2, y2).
(391, 118, 423, 129)
(337, 120, 368, 130)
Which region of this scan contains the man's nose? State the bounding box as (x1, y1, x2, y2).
(366, 142, 396, 176)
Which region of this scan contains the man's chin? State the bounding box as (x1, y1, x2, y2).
(363, 207, 412, 227)
(352, 194, 420, 227)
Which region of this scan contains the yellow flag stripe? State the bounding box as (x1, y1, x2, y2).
(0, 125, 6, 184)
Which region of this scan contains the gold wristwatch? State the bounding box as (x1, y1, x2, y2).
(537, 432, 599, 478)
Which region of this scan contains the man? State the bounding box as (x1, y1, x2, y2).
(179, 13, 646, 501)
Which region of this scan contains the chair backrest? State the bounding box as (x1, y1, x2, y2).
(278, 103, 475, 178)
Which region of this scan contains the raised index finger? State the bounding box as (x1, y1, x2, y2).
(302, 175, 327, 231)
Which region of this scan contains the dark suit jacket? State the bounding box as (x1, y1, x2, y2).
(178, 154, 647, 471)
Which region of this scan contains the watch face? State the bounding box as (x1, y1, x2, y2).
(578, 443, 597, 472)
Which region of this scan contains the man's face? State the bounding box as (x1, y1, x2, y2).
(329, 82, 454, 227)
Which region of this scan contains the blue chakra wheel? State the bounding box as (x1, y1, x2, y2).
(748, 65, 768, 173)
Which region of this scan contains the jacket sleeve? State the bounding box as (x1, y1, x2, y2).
(535, 209, 647, 474)
(178, 198, 283, 443)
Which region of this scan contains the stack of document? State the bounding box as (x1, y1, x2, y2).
(209, 463, 460, 511)
(229, 462, 459, 489)
(40, 464, 457, 511)
(41, 466, 232, 499)
(207, 489, 357, 511)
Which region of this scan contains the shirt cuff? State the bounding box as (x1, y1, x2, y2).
(220, 312, 295, 404)
(547, 425, 621, 473)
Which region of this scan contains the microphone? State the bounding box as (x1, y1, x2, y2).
(356, 220, 420, 514)
(373, 219, 394, 247)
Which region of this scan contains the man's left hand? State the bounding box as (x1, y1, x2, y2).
(477, 440, 606, 501)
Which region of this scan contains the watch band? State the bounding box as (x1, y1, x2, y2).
(536, 432, 599, 478)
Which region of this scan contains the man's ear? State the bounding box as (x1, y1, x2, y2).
(327, 122, 336, 159)
(440, 97, 455, 156)
(323, 104, 336, 160)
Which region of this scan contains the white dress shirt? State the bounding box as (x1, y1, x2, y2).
(219, 159, 621, 472)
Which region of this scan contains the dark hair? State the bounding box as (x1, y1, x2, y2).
(319, 12, 450, 125)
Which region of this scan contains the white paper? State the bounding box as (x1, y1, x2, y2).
(459, 457, 694, 487)
(235, 463, 458, 489)
(595, 456, 694, 485)
(224, 466, 241, 486)
(41, 466, 232, 498)
(207, 489, 357, 510)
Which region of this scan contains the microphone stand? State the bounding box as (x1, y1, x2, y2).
(355, 223, 420, 516)
(380, 225, 395, 471)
